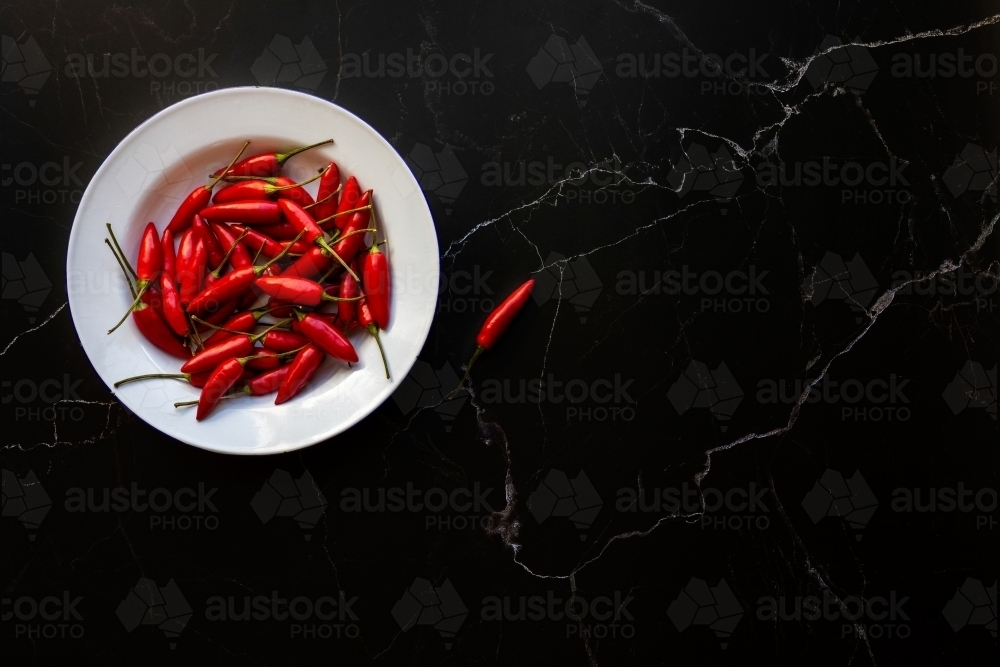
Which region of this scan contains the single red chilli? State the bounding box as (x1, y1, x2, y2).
(247, 365, 292, 395)
(210, 139, 333, 178)
(175, 228, 196, 290)
(278, 201, 352, 274)
(209, 222, 253, 270)
(194, 298, 239, 330)
(270, 175, 317, 206)
(136, 222, 163, 285)
(160, 271, 189, 336)
(158, 228, 189, 336)
(310, 161, 341, 222)
(327, 175, 360, 230)
(213, 168, 326, 205)
(329, 191, 372, 265)
(293, 311, 358, 363)
(114, 371, 210, 388)
(337, 269, 360, 325)
(450, 278, 535, 397)
(107, 222, 163, 334)
(179, 237, 207, 304)
(183, 317, 291, 373)
(201, 307, 271, 348)
(256, 276, 361, 307)
(231, 225, 284, 258)
(362, 239, 390, 330)
(197, 358, 246, 420)
(185, 231, 302, 316)
(356, 297, 390, 379)
(282, 245, 332, 279)
(180, 334, 254, 374)
(104, 236, 188, 356)
(281, 238, 314, 255)
(166, 140, 249, 232)
(275, 344, 325, 405)
(192, 214, 224, 268)
(133, 289, 191, 359)
(262, 330, 309, 352)
(255, 220, 301, 240)
(245, 348, 281, 370)
(161, 228, 177, 280)
(199, 200, 282, 225)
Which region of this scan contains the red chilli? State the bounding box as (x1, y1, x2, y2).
(449, 278, 535, 396)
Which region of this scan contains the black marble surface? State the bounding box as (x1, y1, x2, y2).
(2, 1, 998, 665)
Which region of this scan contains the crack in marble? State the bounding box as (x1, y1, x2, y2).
(1, 302, 67, 356)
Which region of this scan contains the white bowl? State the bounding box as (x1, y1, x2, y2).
(67, 87, 439, 454)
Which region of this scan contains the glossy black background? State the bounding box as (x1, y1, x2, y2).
(2, 1, 997, 665)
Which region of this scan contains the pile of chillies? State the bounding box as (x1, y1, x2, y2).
(105, 139, 395, 420)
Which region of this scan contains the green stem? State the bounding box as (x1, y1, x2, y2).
(106, 223, 137, 280)
(446, 345, 484, 399)
(276, 139, 334, 165)
(105, 238, 137, 298)
(368, 325, 390, 380)
(107, 282, 149, 334)
(208, 140, 250, 188)
(115, 373, 190, 388)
